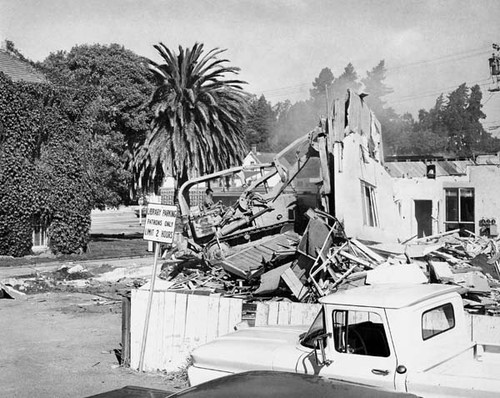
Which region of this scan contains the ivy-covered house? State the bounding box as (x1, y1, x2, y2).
(0, 46, 47, 84)
(0, 44, 93, 257)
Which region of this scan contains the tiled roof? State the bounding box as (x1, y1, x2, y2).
(0, 50, 47, 83)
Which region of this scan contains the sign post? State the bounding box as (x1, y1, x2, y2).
(138, 203, 177, 372)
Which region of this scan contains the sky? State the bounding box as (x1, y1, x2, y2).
(1, 0, 499, 133)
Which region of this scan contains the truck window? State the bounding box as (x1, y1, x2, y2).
(422, 303, 455, 340)
(332, 310, 390, 357)
(300, 308, 326, 349)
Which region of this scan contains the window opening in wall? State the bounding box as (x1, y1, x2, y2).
(332, 310, 390, 357)
(361, 182, 379, 227)
(444, 188, 475, 233)
(33, 215, 49, 247)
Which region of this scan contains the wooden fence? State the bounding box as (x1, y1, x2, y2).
(127, 290, 500, 372)
(130, 290, 242, 372)
(255, 301, 321, 326)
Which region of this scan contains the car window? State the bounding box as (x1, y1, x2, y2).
(422, 303, 455, 340)
(300, 308, 325, 349)
(332, 310, 390, 357)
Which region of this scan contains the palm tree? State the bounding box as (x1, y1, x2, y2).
(135, 42, 249, 198)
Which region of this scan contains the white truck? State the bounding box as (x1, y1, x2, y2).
(188, 284, 500, 397)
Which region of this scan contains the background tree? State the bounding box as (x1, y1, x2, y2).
(310, 67, 334, 103)
(330, 63, 361, 101)
(388, 83, 500, 158)
(361, 60, 393, 117)
(243, 94, 276, 152)
(135, 42, 249, 196)
(39, 44, 155, 205)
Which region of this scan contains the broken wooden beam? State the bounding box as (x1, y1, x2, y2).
(338, 250, 373, 269)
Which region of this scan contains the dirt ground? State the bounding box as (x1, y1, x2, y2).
(0, 209, 189, 398)
(0, 290, 188, 398)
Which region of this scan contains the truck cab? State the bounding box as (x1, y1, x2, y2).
(189, 284, 500, 397)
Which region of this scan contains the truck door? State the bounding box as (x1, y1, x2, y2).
(320, 307, 398, 391)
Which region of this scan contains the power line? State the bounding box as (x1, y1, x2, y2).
(259, 45, 491, 100)
(388, 81, 492, 105)
(483, 93, 496, 106)
(387, 47, 490, 73)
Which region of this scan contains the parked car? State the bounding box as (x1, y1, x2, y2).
(85, 370, 418, 398)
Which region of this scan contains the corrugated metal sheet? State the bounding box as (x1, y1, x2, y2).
(222, 233, 298, 278)
(385, 160, 474, 178)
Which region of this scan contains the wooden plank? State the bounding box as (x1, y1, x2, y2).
(333, 97, 346, 142)
(147, 291, 162, 370)
(330, 264, 358, 290)
(217, 296, 231, 336)
(121, 296, 131, 367)
(350, 238, 385, 263)
(228, 298, 243, 333)
(281, 268, 307, 300)
(268, 302, 279, 326)
(130, 289, 148, 369)
(339, 250, 373, 268)
(185, 294, 209, 349)
(162, 292, 177, 365)
(171, 293, 188, 364)
(206, 294, 221, 342)
(277, 301, 291, 325)
(144, 290, 163, 370)
(255, 302, 270, 327)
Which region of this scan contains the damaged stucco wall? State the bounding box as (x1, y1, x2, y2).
(334, 134, 402, 242)
(469, 165, 500, 228)
(333, 91, 402, 243)
(392, 165, 500, 237)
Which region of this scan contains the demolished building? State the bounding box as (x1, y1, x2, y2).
(153, 89, 500, 309)
(126, 89, 500, 371)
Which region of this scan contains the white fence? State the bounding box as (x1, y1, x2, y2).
(130, 290, 242, 371)
(129, 290, 500, 372)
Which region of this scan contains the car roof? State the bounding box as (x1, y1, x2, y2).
(319, 284, 461, 309)
(171, 371, 417, 398)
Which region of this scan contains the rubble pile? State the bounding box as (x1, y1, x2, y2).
(158, 208, 500, 316)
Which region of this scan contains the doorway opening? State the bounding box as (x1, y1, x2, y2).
(415, 200, 432, 238)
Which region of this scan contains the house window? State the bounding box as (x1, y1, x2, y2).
(361, 182, 379, 227)
(444, 188, 475, 233)
(33, 216, 48, 247)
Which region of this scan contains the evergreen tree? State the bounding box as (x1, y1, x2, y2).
(331, 63, 361, 101)
(243, 95, 276, 151)
(310, 67, 334, 101)
(442, 83, 469, 155)
(361, 60, 393, 116)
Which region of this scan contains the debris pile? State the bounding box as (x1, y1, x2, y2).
(158, 208, 500, 316)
